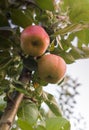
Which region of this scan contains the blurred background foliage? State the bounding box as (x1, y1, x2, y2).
(0, 0, 89, 130)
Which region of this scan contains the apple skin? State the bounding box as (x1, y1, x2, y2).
(20, 25, 50, 56)
(37, 54, 66, 84)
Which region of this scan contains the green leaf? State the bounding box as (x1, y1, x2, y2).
(11, 9, 33, 28)
(18, 101, 39, 125)
(59, 52, 75, 64)
(35, 0, 55, 11)
(23, 56, 38, 71)
(54, 24, 82, 36)
(0, 51, 10, 59)
(77, 30, 89, 46)
(17, 119, 34, 130)
(46, 117, 70, 130)
(0, 27, 14, 38)
(62, 0, 89, 23)
(77, 47, 89, 58)
(0, 36, 13, 50)
(51, 47, 75, 64)
(0, 70, 6, 81)
(0, 51, 12, 70)
(0, 13, 9, 26)
(0, 57, 12, 70)
(12, 80, 30, 95)
(67, 29, 89, 48)
(0, 79, 10, 92)
(69, 46, 85, 59)
(0, 0, 9, 9)
(43, 92, 62, 116)
(35, 125, 46, 130)
(14, 87, 30, 95)
(81, 47, 89, 56)
(0, 96, 6, 111)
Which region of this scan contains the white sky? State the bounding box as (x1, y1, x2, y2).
(67, 59, 89, 130)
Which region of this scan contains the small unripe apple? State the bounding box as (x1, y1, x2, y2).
(20, 25, 50, 56)
(37, 54, 66, 84)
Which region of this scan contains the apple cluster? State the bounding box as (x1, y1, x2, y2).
(20, 25, 66, 84)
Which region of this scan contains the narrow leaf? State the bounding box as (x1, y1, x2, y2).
(59, 52, 75, 64)
(43, 92, 62, 116)
(81, 47, 89, 58)
(0, 57, 12, 70)
(69, 46, 85, 59)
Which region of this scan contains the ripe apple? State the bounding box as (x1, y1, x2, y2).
(37, 54, 66, 84)
(20, 25, 50, 56)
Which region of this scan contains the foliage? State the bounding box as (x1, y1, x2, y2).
(0, 0, 89, 130)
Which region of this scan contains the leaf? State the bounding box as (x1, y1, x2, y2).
(46, 117, 70, 130)
(14, 87, 30, 95)
(0, 27, 14, 38)
(0, 51, 11, 69)
(0, 70, 6, 81)
(59, 52, 75, 64)
(62, 0, 89, 23)
(17, 119, 34, 130)
(67, 28, 89, 47)
(43, 92, 62, 116)
(23, 56, 38, 71)
(0, 13, 9, 26)
(81, 47, 89, 58)
(69, 46, 85, 59)
(0, 79, 10, 92)
(12, 80, 30, 95)
(0, 36, 13, 50)
(35, 0, 55, 11)
(18, 101, 39, 125)
(60, 39, 70, 51)
(35, 125, 46, 130)
(0, 57, 12, 70)
(49, 40, 55, 51)
(0, 96, 6, 111)
(0, 51, 10, 59)
(0, 0, 8, 9)
(51, 48, 75, 64)
(77, 29, 89, 46)
(81, 47, 89, 55)
(11, 9, 33, 28)
(54, 23, 89, 37)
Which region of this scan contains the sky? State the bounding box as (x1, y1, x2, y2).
(67, 58, 89, 130)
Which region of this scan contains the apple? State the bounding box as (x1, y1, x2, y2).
(20, 25, 50, 56)
(37, 54, 66, 84)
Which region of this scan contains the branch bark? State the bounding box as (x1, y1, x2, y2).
(0, 68, 31, 130)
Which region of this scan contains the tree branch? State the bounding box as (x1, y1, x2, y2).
(0, 68, 31, 130)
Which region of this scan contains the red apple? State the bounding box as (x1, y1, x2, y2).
(37, 54, 66, 84)
(20, 25, 50, 56)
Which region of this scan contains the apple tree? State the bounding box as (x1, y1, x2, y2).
(0, 0, 89, 130)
